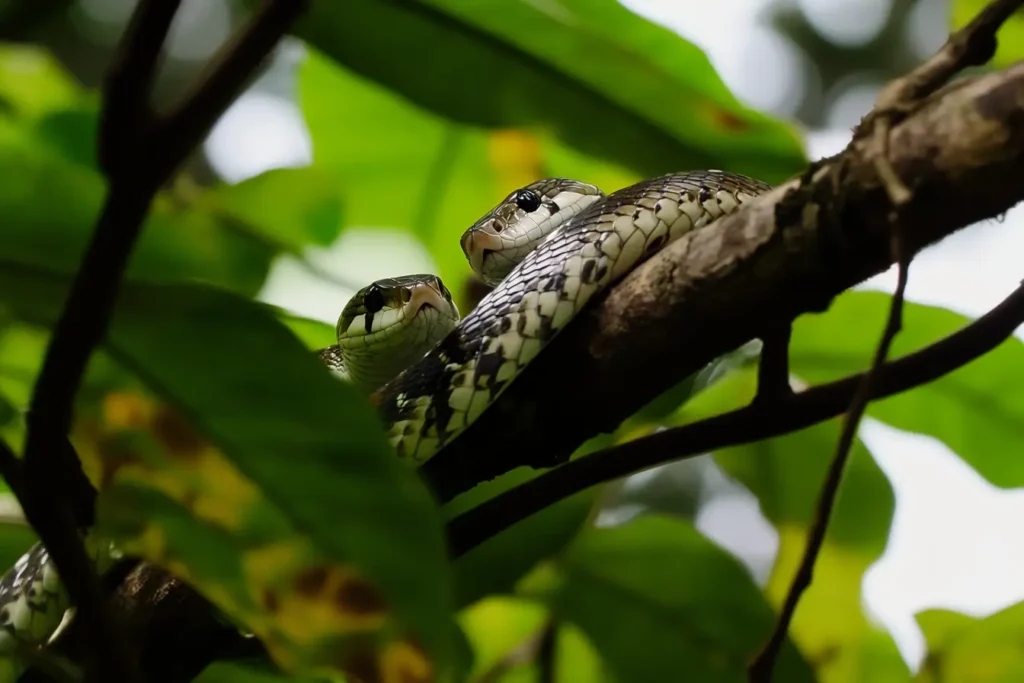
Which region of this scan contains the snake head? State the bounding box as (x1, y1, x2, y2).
(460, 178, 604, 286)
(335, 274, 460, 390)
(338, 274, 458, 339)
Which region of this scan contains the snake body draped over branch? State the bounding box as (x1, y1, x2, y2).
(0, 169, 771, 676)
(376, 171, 772, 462)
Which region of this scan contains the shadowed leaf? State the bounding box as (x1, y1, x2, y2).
(0, 265, 462, 681)
(522, 515, 815, 683)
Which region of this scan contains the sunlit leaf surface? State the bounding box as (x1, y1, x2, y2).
(915, 604, 1024, 681)
(292, 0, 806, 184)
(790, 291, 1024, 488)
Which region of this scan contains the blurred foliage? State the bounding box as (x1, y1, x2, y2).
(915, 605, 1024, 681)
(0, 1, 1016, 683)
(520, 515, 815, 682)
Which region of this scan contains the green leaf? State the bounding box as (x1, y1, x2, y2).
(0, 44, 82, 118)
(446, 468, 598, 608)
(459, 597, 548, 681)
(522, 515, 814, 683)
(195, 659, 330, 683)
(915, 604, 1024, 682)
(199, 167, 345, 251)
(0, 265, 461, 680)
(676, 367, 906, 683)
(291, 0, 806, 183)
(458, 598, 608, 682)
(790, 291, 1024, 489)
(915, 609, 979, 658)
(274, 311, 336, 351)
(951, 0, 1024, 68)
(0, 130, 276, 297)
(32, 104, 99, 168)
(298, 52, 494, 295)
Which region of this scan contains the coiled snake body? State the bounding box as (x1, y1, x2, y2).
(377, 170, 771, 461)
(0, 170, 770, 673)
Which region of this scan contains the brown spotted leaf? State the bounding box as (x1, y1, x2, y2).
(0, 268, 462, 681)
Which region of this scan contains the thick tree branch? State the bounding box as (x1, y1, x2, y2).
(422, 57, 1024, 503)
(448, 281, 1024, 557)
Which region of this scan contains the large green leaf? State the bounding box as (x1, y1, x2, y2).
(298, 52, 495, 296)
(676, 367, 907, 683)
(0, 124, 271, 296)
(446, 467, 598, 608)
(0, 43, 82, 118)
(458, 597, 607, 682)
(522, 515, 815, 683)
(951, 0, 1024, 68)
(199, 167, 345, 252)
(789, 291, 1024, 488)
(298, 51, 646, 304)
(0, 264, 461, 680)
(291, 0, 806, 183)
(915, 605, 1024, 681)
(0, 113, 352, 300)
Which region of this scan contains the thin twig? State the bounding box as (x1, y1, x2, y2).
(155, 0, 311, 179)
(873, 0, 1023, 111)
(0, 439, 24, 499)
(748, 245, 911, 682)
(537, 619, 558, 683)
(446, 280, 1024, 558)
(746, 4, 1021, 677)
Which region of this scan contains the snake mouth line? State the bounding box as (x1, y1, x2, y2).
(461, 230, 504, 276)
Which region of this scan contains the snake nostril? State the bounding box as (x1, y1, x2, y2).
(490, 218, 505, 234)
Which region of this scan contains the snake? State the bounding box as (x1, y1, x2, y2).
(0, 170, 770, 676)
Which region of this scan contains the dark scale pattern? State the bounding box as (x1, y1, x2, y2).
(378, 171, 772, 462)
(0, 543, 56, 639)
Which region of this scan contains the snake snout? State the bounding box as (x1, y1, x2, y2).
(405, 281, 457, 320)
(461, 229, 504, 279)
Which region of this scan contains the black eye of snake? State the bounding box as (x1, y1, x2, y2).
(514, 188, 541, 212)
(363, 286, 385, 314)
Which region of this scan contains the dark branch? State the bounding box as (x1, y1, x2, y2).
(98, 0, 183, 177)
(537, 620, 557, 683)
(15, 1, 309, 682)
(0, 439, 24, 498)
(447, 281, 1024, 557)
(155, 0, 310, 180)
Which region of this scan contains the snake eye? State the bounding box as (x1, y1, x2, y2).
(514, 188, 541, 213)
(363, 286, 385, 314)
